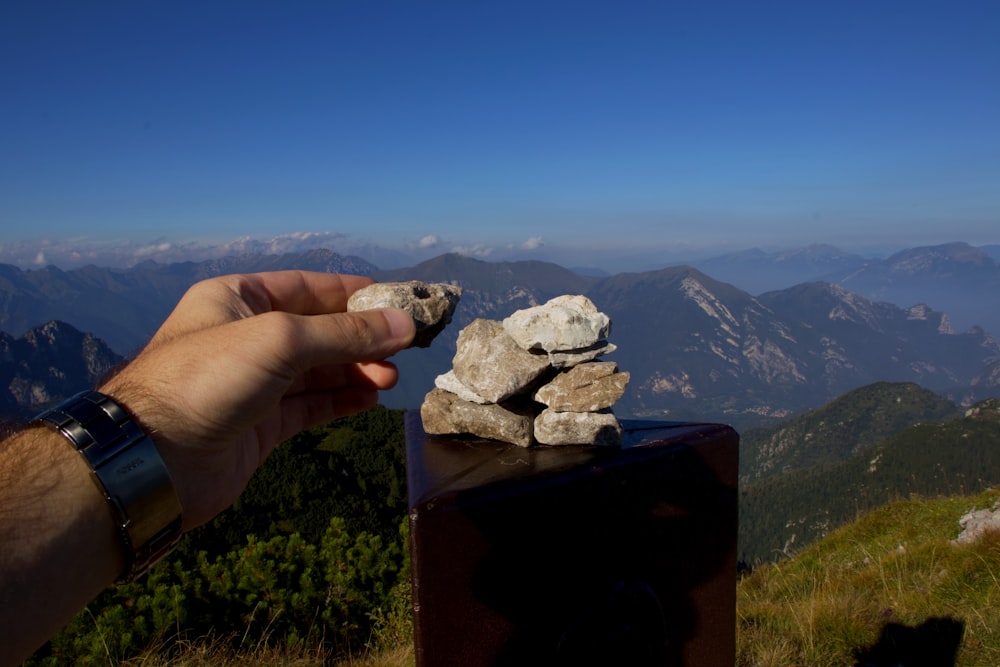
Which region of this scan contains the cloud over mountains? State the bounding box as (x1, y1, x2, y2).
(0, 232, 555, 271)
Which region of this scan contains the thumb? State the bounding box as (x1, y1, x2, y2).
(302, 307, 416, 366)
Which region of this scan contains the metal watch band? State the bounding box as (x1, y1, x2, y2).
(32, 390, 183, 583)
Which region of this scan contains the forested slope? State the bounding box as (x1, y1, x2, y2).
(28, 406, 412, 666)
(740, 398, 1000, 565)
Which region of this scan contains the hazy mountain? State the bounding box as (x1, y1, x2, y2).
(828, 242, 1000, 335)
(0, 320, 124, 420)
(691, 244, 869, 294)
(0, 249, 375, 354)
(740, 396, 1000, 564)
(692, 242, 1000, 337)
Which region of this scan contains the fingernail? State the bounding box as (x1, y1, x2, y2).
(383, 308, 416, 341)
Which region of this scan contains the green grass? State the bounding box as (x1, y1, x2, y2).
(738, 487, 1000, 666)
(119, 639, 414, 667)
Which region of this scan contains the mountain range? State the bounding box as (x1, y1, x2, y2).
(693, 241, 1000, 336)
(1, 243, 999, 428)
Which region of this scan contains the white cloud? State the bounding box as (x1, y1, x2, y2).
(133, 242, 173, 257)
(451, 244, 493, 258)
(0, 231, 353, 269)
(520, 236, 544, 250)
(416, 234, 441, 249)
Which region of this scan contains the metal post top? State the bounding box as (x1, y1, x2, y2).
(405, 411, 738, 508)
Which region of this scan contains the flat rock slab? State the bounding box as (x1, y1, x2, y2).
(420, 388, 535, 448)
(547, 341, 617, 369)
(534, 361, 630, 412)
(534, 408, 623, 447)
(347, 280, 462, 348)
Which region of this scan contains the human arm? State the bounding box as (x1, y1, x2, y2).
(0, 271, 415, 665)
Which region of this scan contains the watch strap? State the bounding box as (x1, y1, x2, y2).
(33, 390, 183, 582)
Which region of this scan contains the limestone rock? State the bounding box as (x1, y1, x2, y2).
(534, 409, 623, 447)
(434, 370, 489, 404)
(534, 362, 630, 412)
(452, 319, 551, 403)
(502, 295, 611, 352)
(420, 388, 535, 447)
(347, 280, 462, 348)
(952, 503, 1000, 545)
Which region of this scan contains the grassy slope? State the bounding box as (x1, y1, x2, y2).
(738, 488, 1000, 666)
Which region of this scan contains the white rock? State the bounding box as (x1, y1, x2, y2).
(434, 370, 490, 404)
(534, 408, 623, 447)
(503, 295, 611, 353)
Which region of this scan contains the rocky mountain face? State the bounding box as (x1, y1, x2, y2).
(0, 249, 374, 355)
(692, 243, 870, 294)
(2, 249, 998, 430)
(0, 320, 124, 420)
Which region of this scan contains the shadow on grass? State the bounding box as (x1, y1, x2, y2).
(853, 617, 964, 667)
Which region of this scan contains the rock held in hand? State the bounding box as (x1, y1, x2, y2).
(347, 280, 462, 348)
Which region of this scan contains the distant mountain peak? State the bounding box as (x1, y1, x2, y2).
(886, 242, 995, 274)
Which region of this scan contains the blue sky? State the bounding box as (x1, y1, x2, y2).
(2, 1, 999, 270)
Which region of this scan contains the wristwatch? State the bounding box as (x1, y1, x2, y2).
(32, 390, 183, 582)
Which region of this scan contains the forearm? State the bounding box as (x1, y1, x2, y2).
(0, 271, 415, 664)
(0, 425, 124, 666)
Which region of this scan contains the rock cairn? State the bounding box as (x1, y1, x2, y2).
(421, 295, 630, 447)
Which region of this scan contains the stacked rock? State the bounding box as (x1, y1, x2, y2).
(420, 295, 630, 447)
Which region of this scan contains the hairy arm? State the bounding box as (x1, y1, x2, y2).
(0, 426, 124, 663)
(0, 271, 414, 666)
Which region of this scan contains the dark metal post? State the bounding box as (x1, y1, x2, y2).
(406, 414, 738, 666)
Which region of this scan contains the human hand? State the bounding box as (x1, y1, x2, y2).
(98, 271, 415, 530)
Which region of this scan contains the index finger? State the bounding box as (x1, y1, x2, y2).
(236, 271, 376, 316)
(151, 271, 378, 346)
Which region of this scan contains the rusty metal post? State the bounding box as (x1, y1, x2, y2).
(406, 413, 738, 667)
